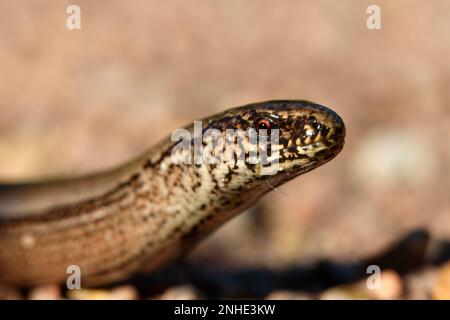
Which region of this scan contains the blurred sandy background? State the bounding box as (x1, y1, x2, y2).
(1, 0, 450, 299)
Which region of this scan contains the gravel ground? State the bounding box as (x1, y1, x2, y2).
(0, 0, 449, 299)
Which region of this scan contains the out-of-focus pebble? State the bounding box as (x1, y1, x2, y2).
(367, 270, 403, 300)
(319, 270, 402, 300)
(0, 284, 23, 300)
(266, 290, 312, 300)
(28, 284, 62, 300)
(404, 267, 437, 299)
(154, 285, 200, 300)
(67, 285, 138, 300)
(432, 261, 450, 300)
(67, 289, 111, 300)
(109, 285, 139, 300)
(319, 285, 370, 300)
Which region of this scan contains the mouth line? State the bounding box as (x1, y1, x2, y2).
(278, 137, 344, 160)
(283, 140, 333, 153)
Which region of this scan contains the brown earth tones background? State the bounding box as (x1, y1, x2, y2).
(0, 0, 450, 299)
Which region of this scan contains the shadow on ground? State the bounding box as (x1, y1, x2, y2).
(115, 229, 450, 299)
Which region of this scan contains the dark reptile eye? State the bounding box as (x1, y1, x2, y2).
(255, 118, 272, 131)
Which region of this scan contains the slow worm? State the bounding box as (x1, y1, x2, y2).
(0, 100, 345, 287)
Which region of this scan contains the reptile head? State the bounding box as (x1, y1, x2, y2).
(201, 100, 346, 189)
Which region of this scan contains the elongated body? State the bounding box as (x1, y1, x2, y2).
(0, 100, 345, 287)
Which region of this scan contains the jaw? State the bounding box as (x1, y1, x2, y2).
(251, 141, 344, 188)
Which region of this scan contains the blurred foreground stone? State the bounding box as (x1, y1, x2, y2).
(67, 285, 138, 300)
(404, 267, 437, 300)
(266, 290, 312, 300)
(319, 270, 402, 300)
(153, 285, 201, 300)
(432, 261, 450, 300)
(28, 284, 62, 300)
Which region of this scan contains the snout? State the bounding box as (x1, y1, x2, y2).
(306, 103, 346, 145)
(330, 112, 346, 143)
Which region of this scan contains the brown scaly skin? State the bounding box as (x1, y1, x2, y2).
(0, 100, 345, 287)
